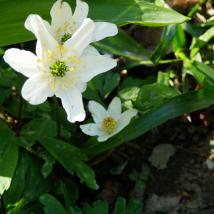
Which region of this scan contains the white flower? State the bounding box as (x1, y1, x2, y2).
(3, 15, 117, 123)
(44, 0, 118, 44)
(80, 97, 137, 142)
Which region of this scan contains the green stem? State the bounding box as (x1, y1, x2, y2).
(0, 196, 6, 214)
(54, 96, 61, 139)
(17, 96, 23, 135)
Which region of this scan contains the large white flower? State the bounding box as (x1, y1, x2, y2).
(44, 0, 118, 44)
(3, 15, 117, 123)
(80, 97, 137, 142)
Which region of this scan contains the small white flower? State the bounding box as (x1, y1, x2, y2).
(3, 16, 117, 123)
(80, 97, 137, 142)
(44, 0, 118, 44)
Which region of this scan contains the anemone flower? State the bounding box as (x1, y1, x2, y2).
(80, 97, 137, 142)
(3, 16, 117, 123)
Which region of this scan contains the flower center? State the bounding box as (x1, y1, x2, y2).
(61, 33, 71, 44)
(102, 117, 117, 134)
(50, 60, 69, 77)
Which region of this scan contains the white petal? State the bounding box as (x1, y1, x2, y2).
(22, 74, 54, 105)
(88, 101, 107, 123)
(25, 15, 58, 57)
(83, 45, 100, 56)
(73, 0, 89, 28)
(92, 22, 118, 42)
(56, 87, 85, 123)
(107, 97, 121, 120)
(75, 81, 87, 93)
(3, 48, 37, 78)
(115, 109, 138, 134)
(64, 18, 95, 56)
(50, 0, 73, 31)
(79, 54, 117, 82)
(43, 20, 54, 36)
(80, 123, 102, 136)
(97, 135, 110, 142)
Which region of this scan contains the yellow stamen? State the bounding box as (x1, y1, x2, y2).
(102, 117, 117, 134)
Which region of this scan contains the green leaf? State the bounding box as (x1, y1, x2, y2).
(190, 26, 214, 57)
(94, 29, 149, 61)
(0, 88, 10, 105)
(119, 87, 140, 102)
(151, 25, 176, 63)
(41, 152, 55, 178)
(57, 178, 79, 205)
(0, 122, 18, 195)
(186, 61, 214, 91)
(135, 83, 179, 114)
(0, 0, 188, 47)
(126, 199, 142, 214)
(3, 151, 50, 213)
(83, 89, 214, 157)
(87, 0, 189, 26)
(172, 24, 186, 52)
(113, 197, 126, 214)
(192, 61, 214, 83)
(40, 193, 67, 214)
(93, 71, 120, 98)
(38, 137, 98, 190)
(21, 117, 57, 139)
(157, 71, 172, 86)
(83, 200, 108, 214)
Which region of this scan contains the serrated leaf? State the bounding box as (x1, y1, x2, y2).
(83, 200, 108, 214)
(40, 193, 67, 214)
(38, 137, 98, 190)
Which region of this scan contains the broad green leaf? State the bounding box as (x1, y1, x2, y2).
(87, 0, 189, 26)
(83, 89, 214, 157)
(38, 137, 98, 190)
(84, 71, 120, 102)
(93, 71, 120, 98)
(135, 83, 179, 114)
(94, 29, 149, 61)
(0, 122, 18, 195)
(0, 0, 188, 46)
(40, 193, 67, 214)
